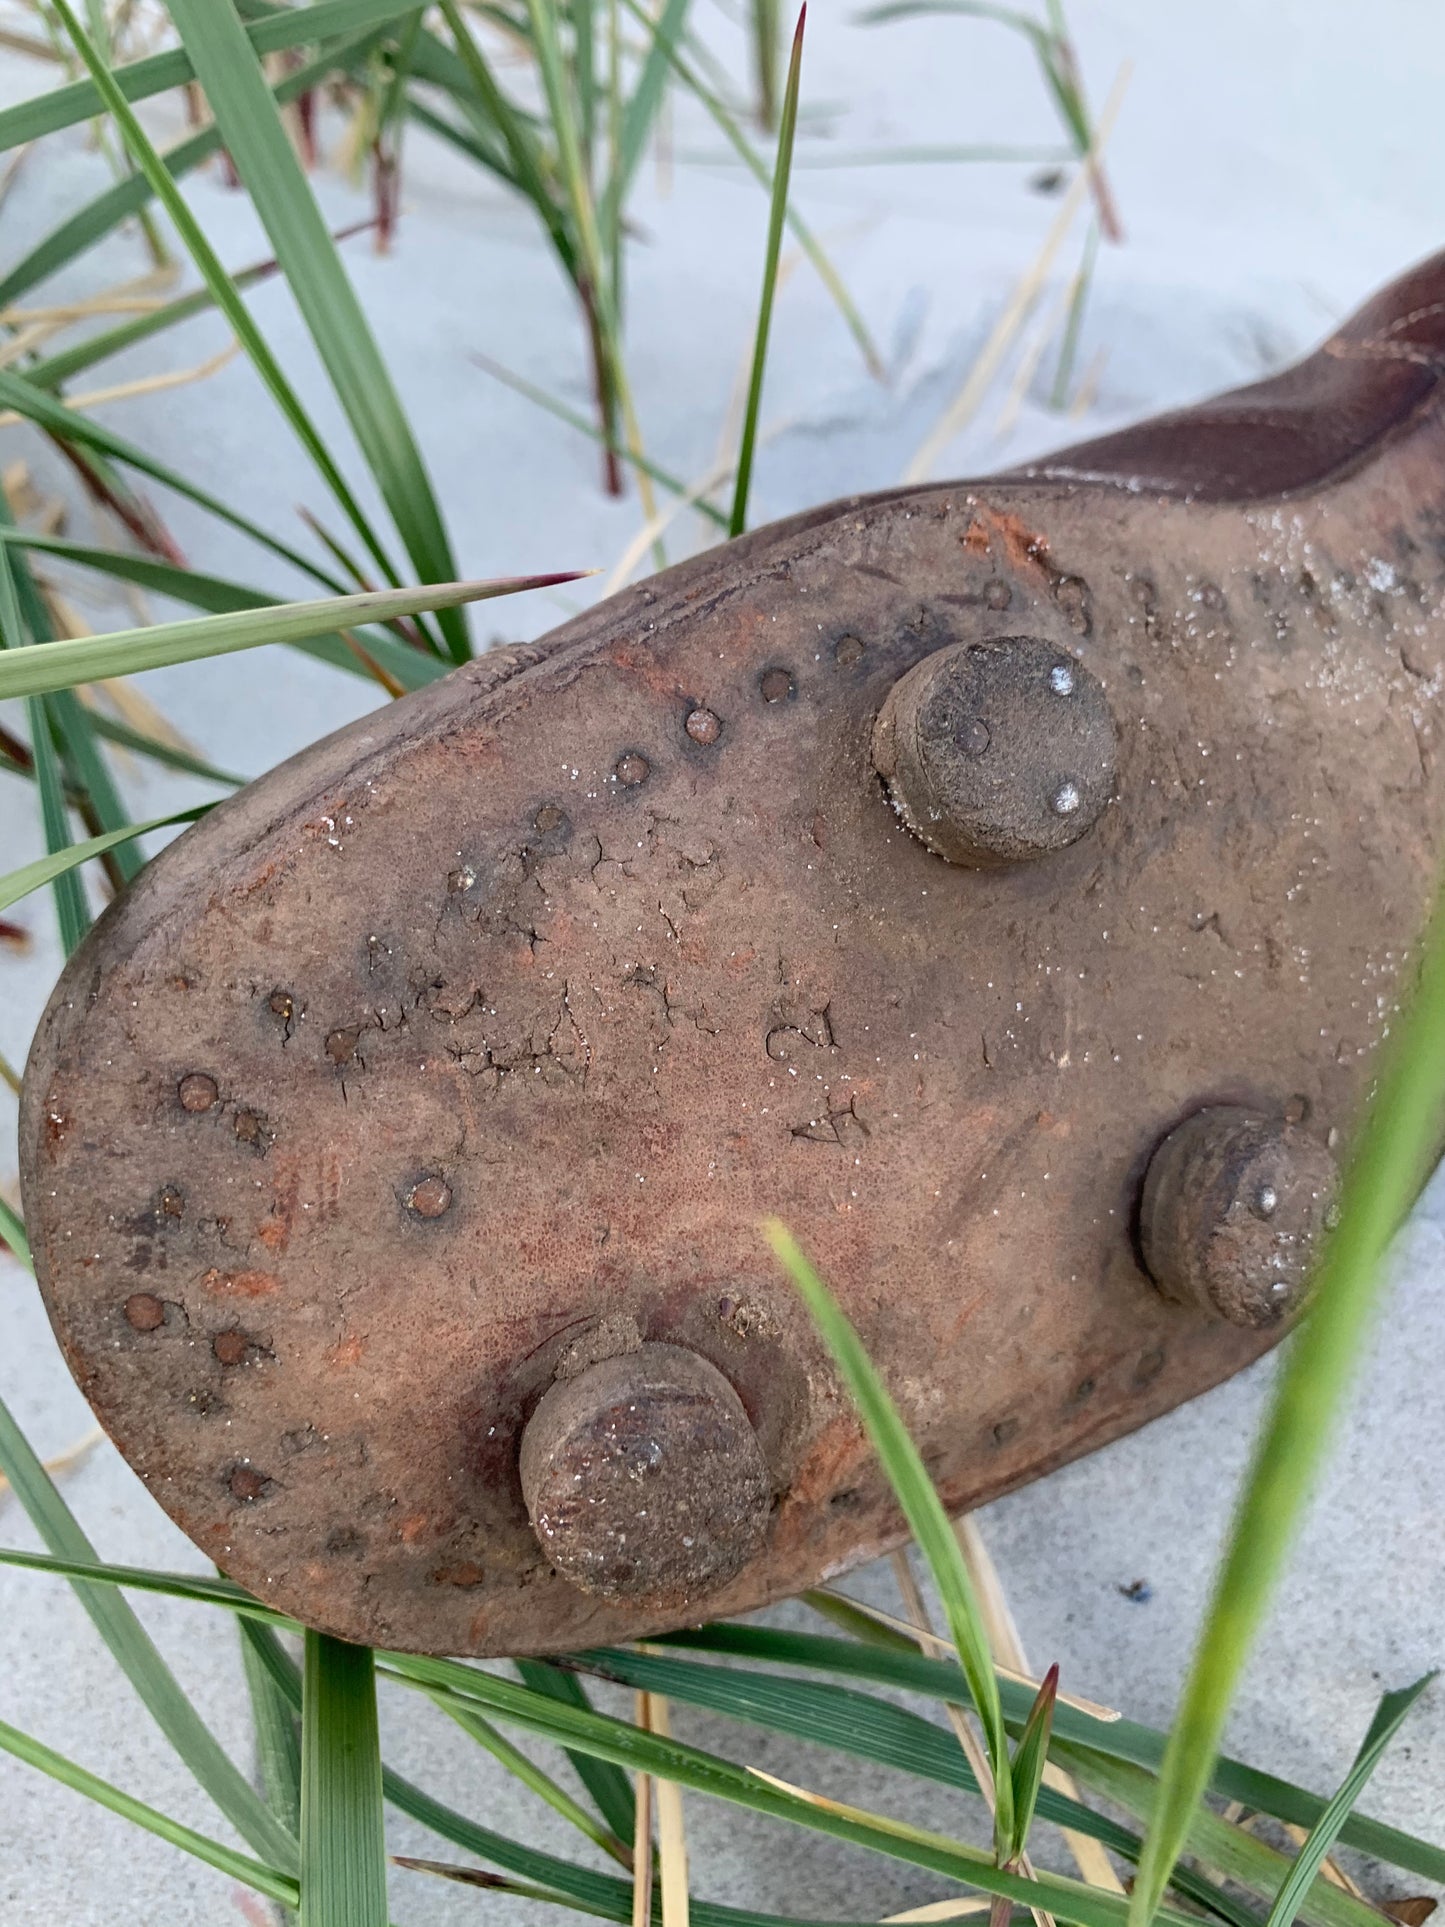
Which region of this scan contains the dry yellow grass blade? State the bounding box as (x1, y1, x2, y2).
(0, 320, 66, 368)
(0, 1424, 103, 1501)
(0, 298, 171, 324)
(603, 451, 736, 594)
(813, 1588, 1120, 1725)
(903, 62, 1130, 485)
(1234, 1814, 1366, 1901)
(1068, 346, 1109, 417)
(0, 263, 179, 330)
(891, 1552, 1055, 1927)
(884, 1900, 992, 1922)
(633, 1690, 657, 1927)
(954, 1518, 1125, 1898)
(0, 141, 31, 217)
(646, 1692, 691, 1927)
(0, 24, 59, 60)
(81, 681, 197, 756)
(992, 305, 1061, 442)
(0, 339, 241, 429)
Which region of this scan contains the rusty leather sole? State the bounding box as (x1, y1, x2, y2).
(20, 250, 1445, 1655)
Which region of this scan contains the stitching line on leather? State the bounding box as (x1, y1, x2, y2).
(1327, 335, 1445, 373)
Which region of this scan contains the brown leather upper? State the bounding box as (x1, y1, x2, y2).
(1002, 248, 1445, 501)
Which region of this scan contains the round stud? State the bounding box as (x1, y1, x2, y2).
(1139, 1106, 1339, 1328)
(614, 752, 651, 788)
(518, 1343, 770, 1603)
(684, 707, 722, 745)
(871, 635, 1116, 866)
(177, 1071, 218, 1113)
(405, 1174, 452, 1219)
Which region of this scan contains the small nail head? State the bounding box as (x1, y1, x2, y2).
(177, 1072, 218, 1113)
(406, 1174, 452, 1219)
(124, 1291, 165, 1332)
(685, 707, 722, 745)
(614, 752, 651, 788)
(213, 1329, 249, 1366)
(759, 667, 794, 703)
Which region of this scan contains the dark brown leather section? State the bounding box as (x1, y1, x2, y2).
(1002, 248, 1445, 501)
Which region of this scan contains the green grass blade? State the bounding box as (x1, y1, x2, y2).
(620, 0, 881, 377)
(28, 223, 375, 393)
(223, 1630, 643, 1923)
(0, 808, 204, 915)
(300, 1634, 387, 1927)
(470, 352, 728, 525)
(73, 709, 244, 787)
(164, 0, 471, 662)
(729, 6, 803, 537)
(433, 1695, 631, 1864)
(1128, 885, 1445, 1927)
(0, 1397, 300, 1872)
(49, 0, 413, 605)
(0, 529, 451, 690)
(382, 1653, 1198, 1927)
(1048, 1741, 1385, 1927)
(396, 1859, 620, 1911)
(1, 500, 89, 949)
(515, 1660, 638, 1844)
(0, 1547, 1385, 1927)
(434, 0, 579, 274)
(1, 474, 147, 885)
(240, 1615, 304, 1841)
(1008, 1663, 1058, 1864)
(565, 1647, 1259, 1927)
(752, 0, 781, 128)
(0, 121, 215, 310)
(0, 0, 417, 150)
(0, 364, 362, 596)
(0, 1547, 293, 1621)
(0, 32, 382, 312)
(764, 1220, 1014, 1856)
(0, 1717, 299, 1908)
(802, 1589, 923, 1653)
(44, 689, 145, 878)
(608, 0, 690, 209)
(0, 1196, 32, 1267)
(0, 1550, 1246, 1927)
(235, 1620, 974, 1927)
(23, 702, 88, 953)
(663, 1623, 1445, 1887)
(1263, 1677, 1434, 1927)
(523, 0, 612, 331)
(0, 572, 575, 700)
(857, 1, 1051, 46)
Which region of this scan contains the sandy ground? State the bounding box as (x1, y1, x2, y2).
(1, 3, 1443, 1920)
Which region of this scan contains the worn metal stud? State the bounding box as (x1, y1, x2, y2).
(872, 635, 1116, 865)
(1139, 1106, 1339, 1328)
(519, 1343, 770, 1603)
(176, 1072, 217, 1113)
